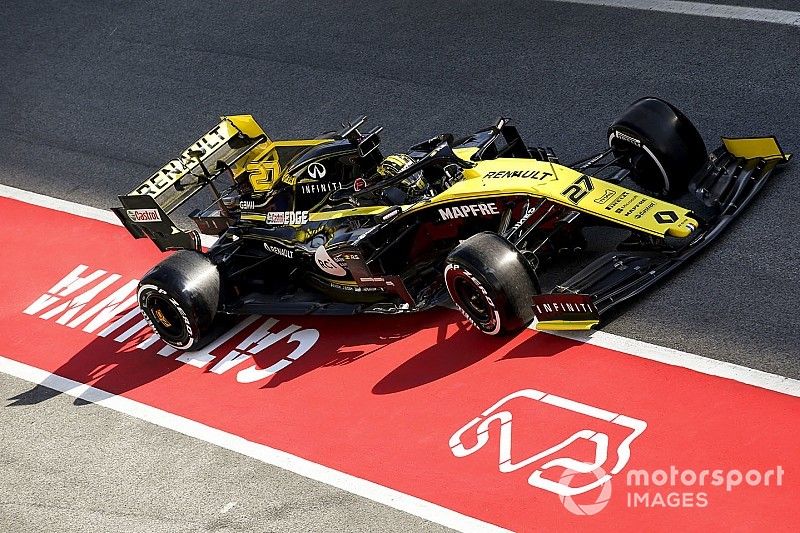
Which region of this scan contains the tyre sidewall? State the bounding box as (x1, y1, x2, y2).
(138, 283, 197, 350)
(444, 262, 503, 335)
(137, 251, 220, 350)
(609, 97, 707, 197)
(444, 232, 538, 335)
(608, 126, 672, 195)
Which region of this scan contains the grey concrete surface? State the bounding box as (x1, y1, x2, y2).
(0, 1, 798, 531)
(0, 373, 451, 533)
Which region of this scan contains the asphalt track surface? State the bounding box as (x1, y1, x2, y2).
(0, 1, 798, 531)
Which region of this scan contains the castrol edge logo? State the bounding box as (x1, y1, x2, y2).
(126, 209, 162, 222)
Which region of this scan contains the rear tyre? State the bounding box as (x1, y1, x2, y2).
(608, 97, 707, 197)
(138, 250, 221, 350)
(444, 232, 539, 335)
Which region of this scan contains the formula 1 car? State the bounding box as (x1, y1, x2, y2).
(113, 97, 790, 349)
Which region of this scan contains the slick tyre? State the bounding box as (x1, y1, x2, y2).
(608, 97, 707, 198)
(137, 250, 221, 350)
(444, 232, 539, 336)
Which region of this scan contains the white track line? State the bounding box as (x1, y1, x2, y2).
(0, 355, 507, 533)
(0, 184, 218, 249)
(551, 329, 800, 397)
(548, 0, 800, 26)
(3, 183, 799, 398)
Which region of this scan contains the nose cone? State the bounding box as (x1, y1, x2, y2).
(666, 215, 699, 238)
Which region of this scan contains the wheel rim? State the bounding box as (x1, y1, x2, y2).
(452, 276, 491, 323)
(146, 294, 186, 342)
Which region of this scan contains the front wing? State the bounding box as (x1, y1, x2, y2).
(537, 142, 790, 329)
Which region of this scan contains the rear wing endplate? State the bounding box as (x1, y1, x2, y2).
(113, 194, 201, 252)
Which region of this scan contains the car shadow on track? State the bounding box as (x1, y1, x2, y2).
(5, 307, 577, 406)
(371, 321, 572, 395)
(5, 326, 187, 407)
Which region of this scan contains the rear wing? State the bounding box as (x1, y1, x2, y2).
(123, 114, 267, 213)
(112, 115, 268, 251)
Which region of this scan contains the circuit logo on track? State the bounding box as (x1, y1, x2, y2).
(449, 389, 647, 502)
(22, 264, 320, 384)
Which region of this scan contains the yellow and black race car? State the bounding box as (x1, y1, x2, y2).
(113, 97, 791, 350)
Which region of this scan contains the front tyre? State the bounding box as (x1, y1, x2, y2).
(138, 251, 221, 350)
(444, 232, 539, 336)
(608, 97, 707, 197)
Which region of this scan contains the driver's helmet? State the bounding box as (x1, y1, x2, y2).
(377, 153, 426, 192)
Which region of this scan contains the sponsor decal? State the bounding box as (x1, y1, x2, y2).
(126, 208, 162, 222)
(561, 174, 594, 204)
(356, 276, 395, 291)
(579, 152, 608, 168)
(449, 389, 647, 497)
(133, 124, 230, 197)
(532, 294, 599, 329)
(605, 191, 628, 211)
(615, 193, 638, 214)
(604, 191, 658, 220)
(484, 170, 553, 180)
(264, 243, 293, 259)
(314, 245, 347, 277)
(318, 278, 383, 293)
(634, 201, 656, 220)
(508, 206, 538, 235)
(300, 182, 342, 195)
(239, 200, 255, 210)
(353, 177, 367, 191)
(533, 298, 597, 317)
(594, 189, 617, 204)
(654, 210, 679, 224)
(624, 198, 647, 217)
(307, 162, 326, 180)
(23, 264, 320, 384)
(266, 211, 309, 225)
(438, 202, 500, 221)
(334, 251, 362, 262)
